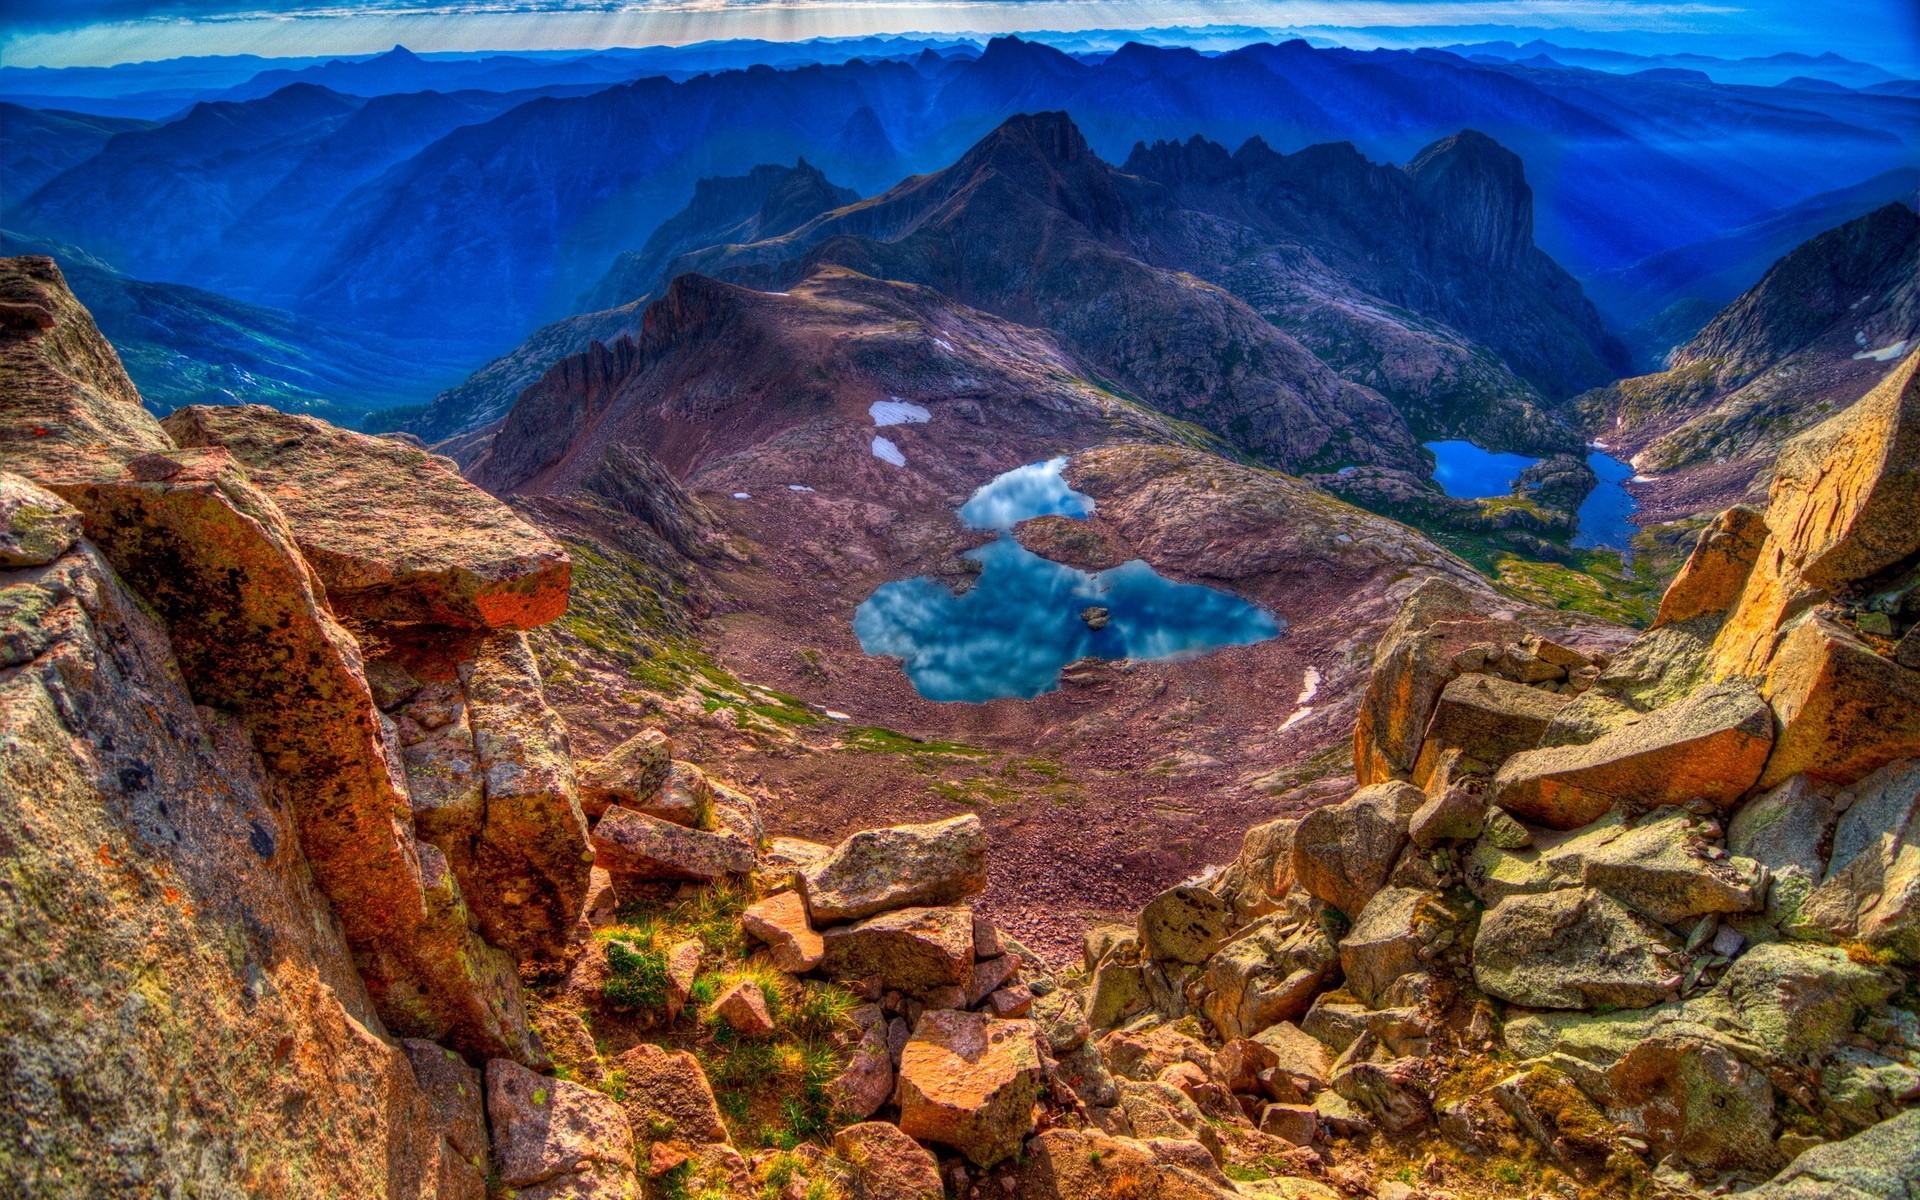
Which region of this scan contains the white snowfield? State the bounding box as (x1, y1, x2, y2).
(870, 398, 932, 426)
(871, 436, 907, 466)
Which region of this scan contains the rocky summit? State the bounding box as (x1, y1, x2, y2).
(4, 75, 1920, 1200)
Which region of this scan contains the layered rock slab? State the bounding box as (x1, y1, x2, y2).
(486, 1059, 638, 1200)
(50, 449, 538, 1063)
(801, 814, 987, 923)
(162, 403, 569, 630)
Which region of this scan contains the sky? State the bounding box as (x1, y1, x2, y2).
(3, 0, 1918, 72)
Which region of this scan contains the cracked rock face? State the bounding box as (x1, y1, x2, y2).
(893, 1010, 1044, 1167)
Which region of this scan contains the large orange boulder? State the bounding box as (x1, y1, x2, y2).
(51, 449, 539, 1064)
(162, 404, 569, 630)
(1755, 612, 1920, 786)
(800, 814, 988, 924)
(893, 1010, 1044, 1167)
(1651, 504, 1768, 629)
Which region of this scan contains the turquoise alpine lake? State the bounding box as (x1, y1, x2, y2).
(1424, 439, 1540, 498)
(1423, 441, 1641, 552)
(854, 458, 1282, 702)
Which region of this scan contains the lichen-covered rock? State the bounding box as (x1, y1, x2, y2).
(1331, 1055, 1432, 1136)
(0, 255, 172, 484)
(893, 1010, 1043, 1167)
(1199, 908, 1340, 1041)
(162, 403, 570, 630)
(1738, 1108, 1920, 1200)
(1602, 1034, 1778, 1173)
(1099, 1025, 1216, 1082)
(1, 537, 452, 1196)
(575, 729, 671, 820)
(801, 814, 987, 924)
(0, 472, 81, 567)
(1339, 887, 1440, 1009)
(1014, 1128, 1238, 1199)
(1491, 680, 1773, 828)
(1031, 987, 1091, 1053)
(613, 1042, 729, 1144)
(634, 759, 713, 828)
(1208, 816, 1299, 919)
(821, 905, 975, 994)
(1291, 781, 1423, 918)
(829, 1025, 895, 1120)
(1653, 504, 1768, 629)
(53, 449, 537, 1063)
(1720, 942, 1902, 1063)
(832, 1121, 942, 1200)
(1799, 758, 1920, 960)
(1473, 887, 1681, 1009)
(1490, 1062, 1616, 1173)
(1138, 885, 1235, 964)
(1411, 672, 1568, 790)
(486, 1059, 638, 1199)
(403, 1039, 491, 1200)
(741, 890, 824, 972)
(457, 631, 592, 963)
(591, 805, 753, 885)
(1407, 786, 1486, 848)
(1729, 774, 1840, 930)
(714, 979, 775, 1039)
(1755, 611, 1920, 788)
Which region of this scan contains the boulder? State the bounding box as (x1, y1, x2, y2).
(1799, 758, 1920, 960)
(591, 805, 752, 886)
(1251, 1022, 1334, 1093)
(1208, 817, 1299, 920)
(832, 1121, 942, 1200)
(1407, 787, 1486, 848)
(1603, 1034, 1778, 1173)
(403, 1040, 491, 1200)
(1338, 887, 1439, 1009)
(1199, 909, 1340, 1041)
(1755, 612, 1920, 788)
(1014, 1129, 1237, 1200)
(633, 760, 712, 829)
(1330, 1056, 1431, 1136)
(829, 1025, 895, 1120)
(1490, 680, 1773, 829)
(1352, 578, 1529, 786)
(1290, 782, 1424, 918)
(612, 1042, 729, 1144)
(761, 836, 832, 889)
(1099, 1025, 1215, 1082)
(54, 449, 538, 1063)
(821, 906, 975, 994)
(1739, 1108, 1920, 1200)
(0, 472, 81, 567)
(1411, 673, 1568, 790)
(1138, 885, 1235, 964)
(741, 890, 823, 973)
(1258, 1103, 1320, 1146)
(1473, 887, 1681, 1009)
(663, 939, 701, 1021)
(162, 404, 570, 630)
(456, 631, 593, 963)
(1489, 1062, 1616, 1173)
(1653, 504, 1768, 629)
(801, 814, 987, 924)
(1573, 807, 1765, 925)
(1086, 955, 1149, 1031)
(1721, 942, 1903, 1063)
(485, 1059, 637, 1200)
(713, 979, 775, 1039)
(892, 1011, 1043, 1167)
(0, 255, 172, 484)
(574, 730, 672, 820)
(1544, 622, 1715, 747)
(966, 954, 1020, 1007)
(1118, 1079, 1205, 1138)
(1729, 774, 1840, 930)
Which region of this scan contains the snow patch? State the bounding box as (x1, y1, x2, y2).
(870, 398, 932, 427)
(1293, 667, 1320, 706)
(731, 492, 751, 499)
(1854, 340, 1909, 362)
(824, 710, 851, 721)
(787, 484, 815, 492)
(871, 436, 906, 467)
(933, 338, 954, 351)
(1279, 707, 1314, 733)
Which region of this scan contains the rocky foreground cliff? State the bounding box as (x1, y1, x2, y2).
(3, 250, 1919, 1199)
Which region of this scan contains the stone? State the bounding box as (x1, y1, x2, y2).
(0, 535, 458, 1195)
(1030, 987, 1090, 1053)
(741, 890, 824, 973)
(613, 1042, 729, 1144)
(1800, 759, 1920, 960)
(892, 1010, 1044, 1167)
(0, 256, 172, 484)
(1290, 782, 1424, 918)
(1481, 808, 1533, 848)
(1473, 887, 1682, 1009)
(637, 760, 712, 829)
(1330, 1056, 1431, 1136)
(1338, 887, 1439, 1009)
(403, 1040, 491, 1200)
(1213, 1038, 1278, 1094)
(832, 1121, 942, 1200)
(801, 814, 988, 924)
(1755, 612, 1920, 788)
(1086, 956, 1149, 1031)
(456, 631, 593, 963)
(1100, 1025, 1215, 1082)
(1407, 787, 1486, 848)
(971, 914, 1005, 958)
(663, 939, 701, 1021)
(574, 729, 672, 820)
(1739, 1109, 1920, 1200)
(761, 836, 832, 889)
(1653, 504, 1769, 629)
(591, 805, 752, 886)
(1721, 942, 1902, 1063)
(1491, 680, 1774, 829)
(1138, 885, 1235, 964)
(1603, 1034, 1778, 1173)
(1490, 1062, 1616, 1173)
(985, 984, 1033, 1018)
(1258, 1103, 1319, 1145)
(1209, 817, 1300, 920)
(1573, 807, 1765, 925)
(1014, 1129, 1235, 1200)
(1730, 774, 1839, 929)
(1411, 672, 1568, 790)
(485, 1059, 638, 1200)
(829, 1025, 895, 1120)
(965, 953, 1020, 1006)
(1251, 1022, 1334, 1090)
(162, 404, 570, 630)
(54, 450, 538, 1063)
(1118, 1079, 1205, 1138)
(821, 906, 975, 995)
(1352, 578, 1529, 786)
(714, 979, 775, 1038)
(0, 472, 81, 567)
(1199, 909, 1340, 1041)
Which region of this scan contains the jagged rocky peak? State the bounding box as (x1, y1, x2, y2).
(1403, 128, 1534, 269)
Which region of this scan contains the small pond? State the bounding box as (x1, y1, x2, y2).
(1423, 441, 1641, 553)
(853, 459, 1282, 702)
